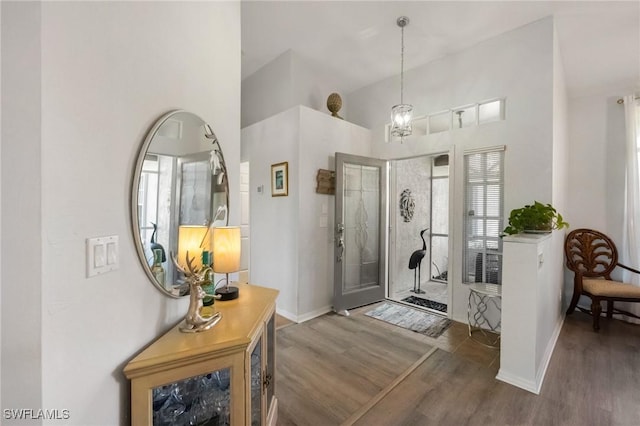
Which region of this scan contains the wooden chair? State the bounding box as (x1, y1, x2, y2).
(565, 228, 640, 331)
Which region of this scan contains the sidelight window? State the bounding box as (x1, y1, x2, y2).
(463, 149, 504, 284)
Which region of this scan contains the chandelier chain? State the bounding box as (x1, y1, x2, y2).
(400, 23, 404, 105)
(391, 16, 412, 141)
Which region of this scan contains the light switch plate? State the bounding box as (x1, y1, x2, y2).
(87, 235, 119, 277)
(94, 244, 106, 267)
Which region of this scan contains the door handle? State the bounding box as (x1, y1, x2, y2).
(263, 372, 272, 390)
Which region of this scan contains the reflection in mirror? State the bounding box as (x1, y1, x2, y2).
(132, 110, 229, 297)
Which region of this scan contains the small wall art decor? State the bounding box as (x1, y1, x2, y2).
(316, 169, 335, 194)
(271, 162, 289, 197)
(400, 188, 415, 222)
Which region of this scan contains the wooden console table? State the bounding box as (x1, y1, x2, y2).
(124, 283, 279, 425)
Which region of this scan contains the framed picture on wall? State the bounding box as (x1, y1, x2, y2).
(271, 162, 289, 197)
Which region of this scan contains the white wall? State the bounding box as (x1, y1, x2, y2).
(347, 17, 555, 323)
(566, 94, 628, 244)
(2, 2, 240, 425)
(1, 2, 43, 420)
(292, 55, 349, 121)
(242, 107, 300, 318)
(552, 27, 569, 233)
(241, 50, 347, 128)
(565, 92, 630, 309)
(537, 24, 569, 381)
(242, 106, 371, 321)
(241, 51, 294, 129)
(0, 0, 3, 408)
(297, 106, 371, 319)
(500, 233, 554, 393)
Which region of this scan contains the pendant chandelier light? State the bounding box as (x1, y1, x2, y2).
(390, 16, 413, 140)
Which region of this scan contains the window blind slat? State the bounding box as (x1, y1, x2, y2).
(463, 150, 504, 284)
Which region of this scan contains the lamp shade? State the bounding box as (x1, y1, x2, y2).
(212, 226, 241, 273)
(177, 225, 209, 269)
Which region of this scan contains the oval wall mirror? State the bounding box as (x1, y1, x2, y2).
(131, 110, 229, 297)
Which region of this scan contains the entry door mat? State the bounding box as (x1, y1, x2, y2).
(365, 303, 452, 338)
(401, 296, 447, 313)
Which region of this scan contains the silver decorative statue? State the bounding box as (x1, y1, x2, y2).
(172, 252, 222, 333)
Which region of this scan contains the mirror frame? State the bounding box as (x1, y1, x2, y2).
(131, 110, 229, 298)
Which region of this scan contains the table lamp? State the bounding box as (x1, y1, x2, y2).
(177, 225, 209, 271)
(213, 226, 241, 300)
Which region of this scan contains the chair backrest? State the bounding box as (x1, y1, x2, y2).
(565, 228, 618, 278)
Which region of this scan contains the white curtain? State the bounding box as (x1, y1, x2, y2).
(621, 94, 640, 323)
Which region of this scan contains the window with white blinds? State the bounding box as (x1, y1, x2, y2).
(463, 149, 504, 284)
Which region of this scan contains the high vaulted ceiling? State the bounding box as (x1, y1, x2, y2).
(241, 1, 640, 98)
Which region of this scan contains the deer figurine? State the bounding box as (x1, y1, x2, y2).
(172, 251, 222, 333)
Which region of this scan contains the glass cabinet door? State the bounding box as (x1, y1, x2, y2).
(266, 314, 275, 411)
(152, 368, 231, 426)
(250, 336, 262, 426)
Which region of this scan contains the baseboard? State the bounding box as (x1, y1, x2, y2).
(276, 308, 298, 323)
(496, 314, 565, 395)
(496, 369, 539, 394)
(276, 305, 332, 323)
(296, 305, 332, 323)
(534, 314, 565, 393)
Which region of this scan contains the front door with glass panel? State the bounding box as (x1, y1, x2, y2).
(334, 153, 388, 314)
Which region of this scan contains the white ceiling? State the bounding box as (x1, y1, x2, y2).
(241, 1, 640, 98)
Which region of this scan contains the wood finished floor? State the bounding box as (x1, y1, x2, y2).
(275, 305, 434, 425)
(275, 304, 640, 426)
(276, 314, 295, 330)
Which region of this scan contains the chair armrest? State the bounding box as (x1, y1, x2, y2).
(617, 263, 640, 275)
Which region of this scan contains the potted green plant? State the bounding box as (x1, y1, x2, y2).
(502, 201, 569, 235)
